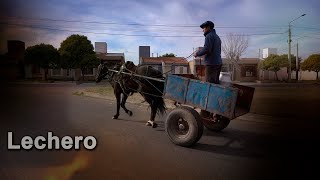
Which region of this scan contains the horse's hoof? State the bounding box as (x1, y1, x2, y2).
(128, 111, 133, 116)
(113, 115, 119, 119)
(146, 121, 152, 126)
(152, 122, 158, 128)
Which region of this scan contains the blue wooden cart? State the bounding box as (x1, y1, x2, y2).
(163, 74, 255, 147)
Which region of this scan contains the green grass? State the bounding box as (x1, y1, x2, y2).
(84, 86, 114, 96)
(72, 91, 84, 96)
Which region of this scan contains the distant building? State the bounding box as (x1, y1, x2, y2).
(140, 57, 189, 75)
(95, 42, 107, 54)
(189, 57, 260, 82)
(97, 53, 125, 67)
(262, 48, 277, 59)
(139, 46, 150, 63)
(0, 40, 25, 81)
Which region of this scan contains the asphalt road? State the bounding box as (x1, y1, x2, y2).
(0, 83, 319, 179)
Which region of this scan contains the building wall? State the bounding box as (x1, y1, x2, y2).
(235, 64, 258, 82)
(139, 46, 150, 60)
(293, 70, 318, 80)
(259, 68, 318, 81)
(262, 48, 277, 59)
(259, 67, 288, 81)
(95, 42, 107, 54)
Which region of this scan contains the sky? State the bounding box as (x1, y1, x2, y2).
(1, 0, 319, 64)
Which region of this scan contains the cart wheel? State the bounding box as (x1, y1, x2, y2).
(165, 106, 203, 147)
(200, 110, 230, 132)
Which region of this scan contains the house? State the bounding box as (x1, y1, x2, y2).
(96, 52, 125, 67)
(0, 40, 25, 81)
(140, 57, 189, 75)
(189, 57, 261, 82)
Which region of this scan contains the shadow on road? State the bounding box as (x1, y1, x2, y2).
(192, 127, 319, 163)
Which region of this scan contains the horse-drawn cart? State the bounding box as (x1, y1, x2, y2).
(163, 74, 255, 147)
(98, 62, 255, 147)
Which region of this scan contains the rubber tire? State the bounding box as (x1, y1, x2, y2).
(165, 106, 203, 147)
(200, 110, 230, 132)
(178, 106, 204, 143)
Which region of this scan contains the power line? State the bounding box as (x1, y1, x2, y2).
(0, 22, 203, 37)
(1, 16, 288, 29)
(292, 26, 320, 31)
(0, 22, 287, 38)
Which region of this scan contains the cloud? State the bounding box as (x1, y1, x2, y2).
(1, 0, 319, 63)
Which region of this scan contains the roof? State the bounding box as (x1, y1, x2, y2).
(96, 53, 125, 61)
(141, 57, 189, 65)
(238, 58, 261, 64)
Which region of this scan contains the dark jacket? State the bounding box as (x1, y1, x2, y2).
(196, 29, 222, 65)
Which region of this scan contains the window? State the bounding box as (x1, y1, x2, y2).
(179, 66, 184, 74)
(241, 65, 257, 77)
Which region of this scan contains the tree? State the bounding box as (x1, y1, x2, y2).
(261, 54, 288, 80)
(25, 44, 60, 80)
(59, 34, 96, 74)
(159, 53, 176, 57)
(79, 53, 99, 80)
(301, 54, 320, 80)
(221, 33, 249, 80)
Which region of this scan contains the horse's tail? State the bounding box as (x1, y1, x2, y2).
(156, 96, 166, 115)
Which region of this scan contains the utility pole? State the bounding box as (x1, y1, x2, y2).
(288, 24, 292, 82)
(288, 13, 306, 82)
(296, 42, 299, 81)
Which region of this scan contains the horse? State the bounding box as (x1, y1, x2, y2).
(95, 61, 166, 128)
(95, 62, 135, 120)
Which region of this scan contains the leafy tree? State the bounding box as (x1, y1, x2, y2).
(261, 54, 300, 80)
(159, 53, 176, 57)
(79, 53, 99, 80)
(301, 54, 320, 80)
(59, 34, 96, 75)
(25, 44, 60, 80)
(261, 54, 288, 80)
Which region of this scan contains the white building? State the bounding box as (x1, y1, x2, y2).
(262, 48, 277, 59)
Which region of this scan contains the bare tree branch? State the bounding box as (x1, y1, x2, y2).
(222, 33, 249, 70)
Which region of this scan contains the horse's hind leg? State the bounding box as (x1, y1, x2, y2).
(113, 90, 121, 119)
(120, 94, 133, 116)
(146, 104, 158, 128)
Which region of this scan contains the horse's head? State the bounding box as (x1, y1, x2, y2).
(124, 61, 137, 72)
(96, 62, 122, 83)
(95, 61, 109, 83)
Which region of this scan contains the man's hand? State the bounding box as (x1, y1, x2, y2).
(193, 50, 198, 57)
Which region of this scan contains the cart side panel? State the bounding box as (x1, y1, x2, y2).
(165, 75, 239, 119)
(206, 84, 238, 119)
(185, 80, 210, 110)
(164, 75, 189, 103)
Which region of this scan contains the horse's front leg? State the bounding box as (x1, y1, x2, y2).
(113, 90, 121, 119)
(120, 94, 133, 116)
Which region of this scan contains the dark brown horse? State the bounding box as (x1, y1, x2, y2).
(95, 61, 166, 128)
(95, 63, 135, 119)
